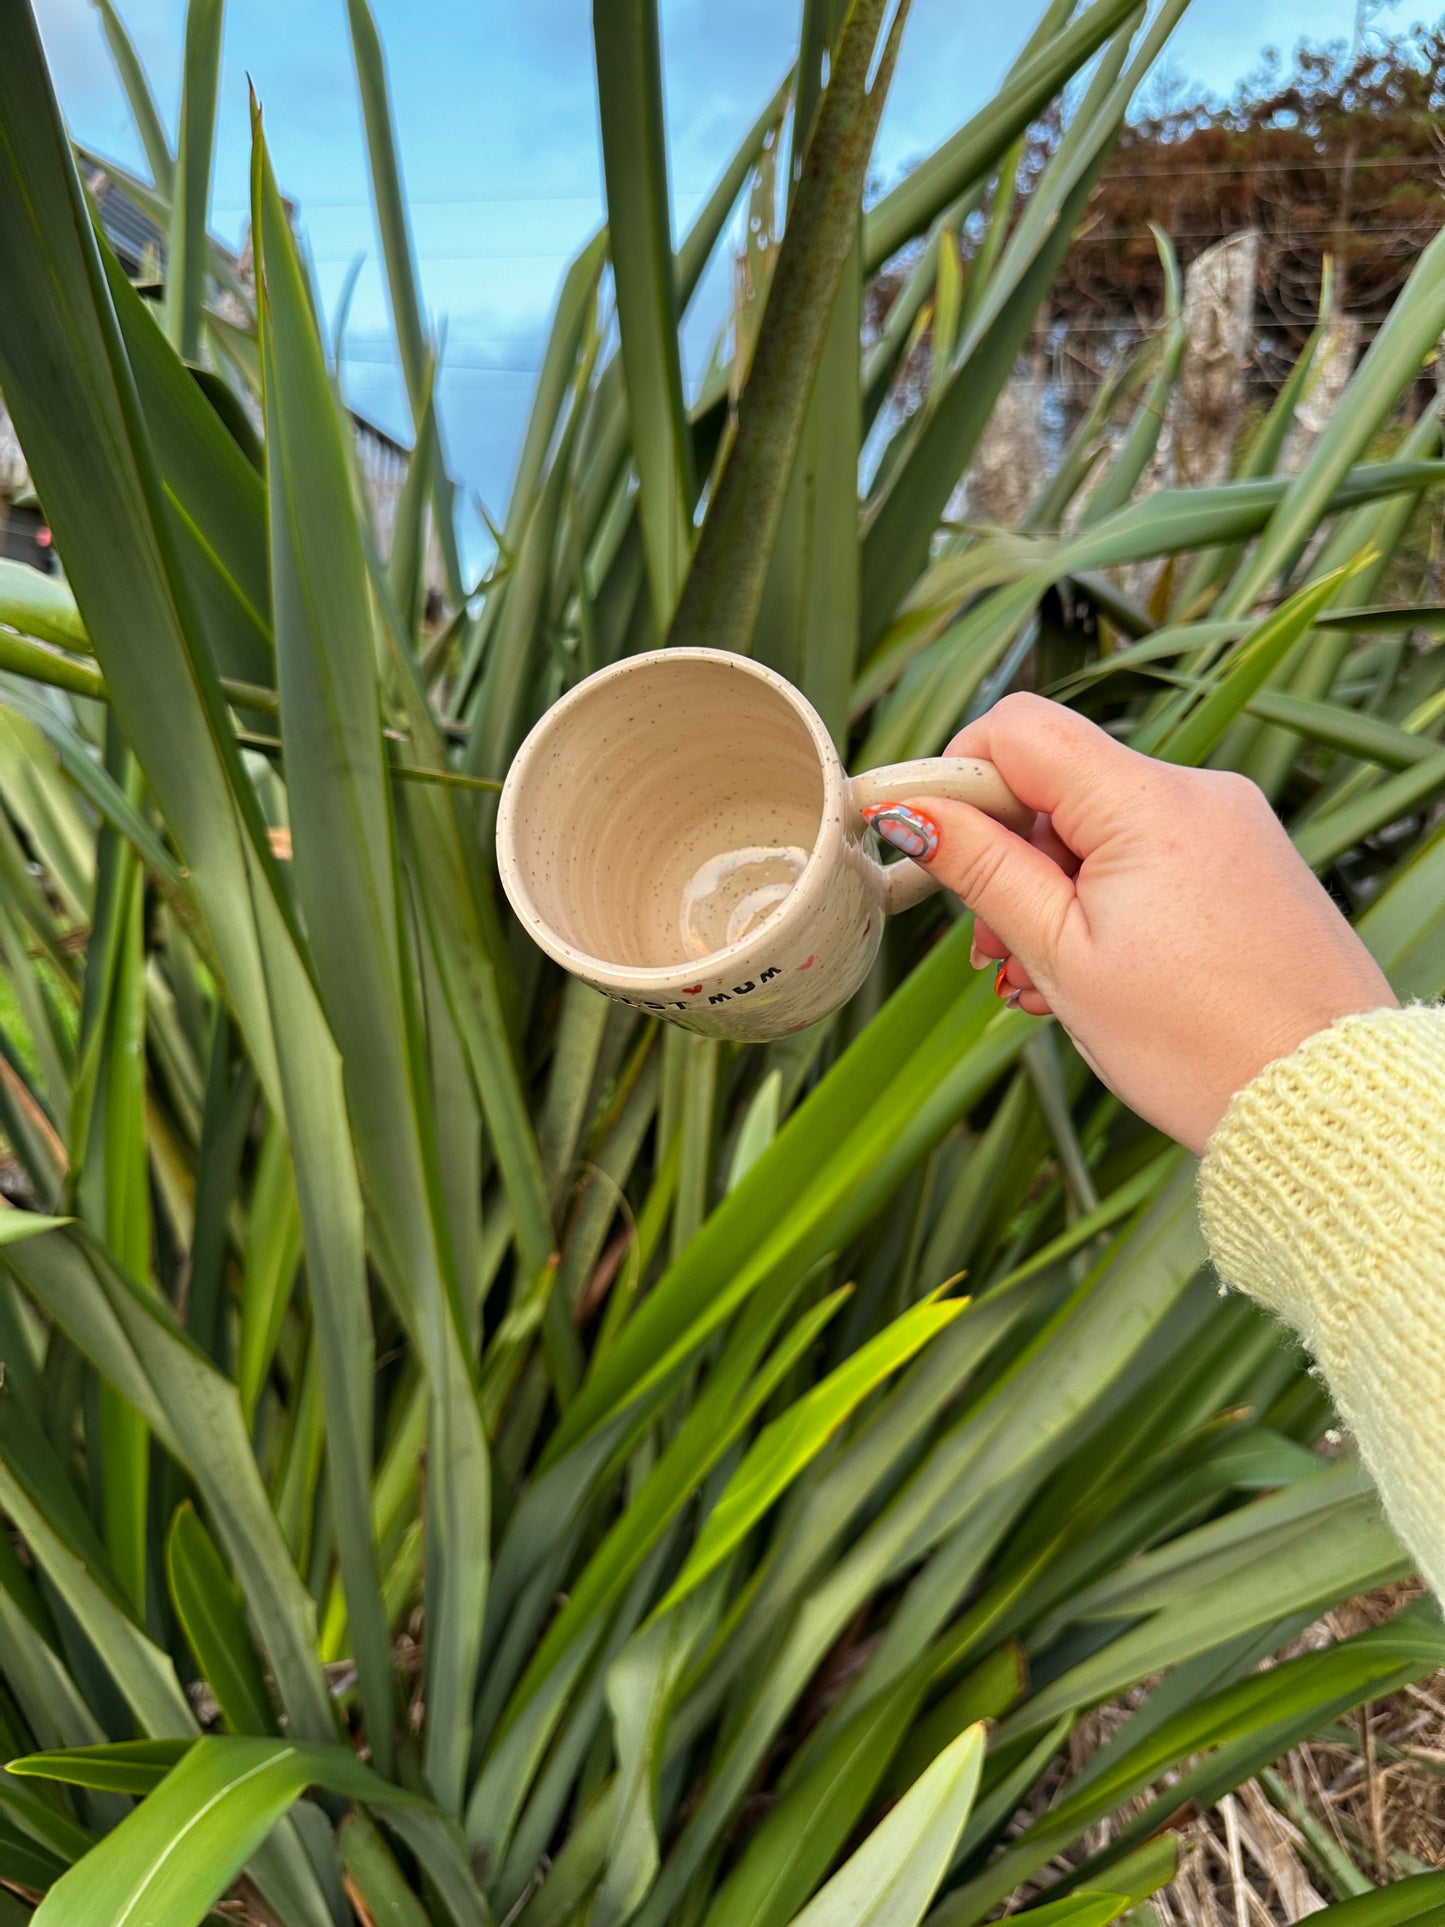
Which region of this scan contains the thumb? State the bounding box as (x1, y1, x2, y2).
(900, 794, 1079, 969)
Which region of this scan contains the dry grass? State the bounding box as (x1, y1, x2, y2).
(1165, 1584, 1445, 1924)
(998, 1584, 1445, 1925)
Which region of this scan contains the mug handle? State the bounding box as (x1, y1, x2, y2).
(849, 758, 1034, 916)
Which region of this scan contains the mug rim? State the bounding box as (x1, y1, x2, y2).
(496, 647, 849, 991)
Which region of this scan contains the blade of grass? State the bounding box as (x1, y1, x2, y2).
(1173, 259, 1337, 615)
(97, 811, 152, 1619)
(1154, 565, 1360, 767)
(255, 108, 487, 1802)
(89, 0, 173, 195)
(1357, 819, 1445, 998)
(162, 0, 224, 362)
(862, 0, 1189, 645)
(0, 559, 91, 654)
(21, 1737, 463, 1927)
(471, 1287, 852, 1868)
(0, 1407, 196, 1740)
(339, 1810, 432, 1927)
(1239, 402, 1442, 795)
(656, 1291, 970, 1618)
(165, 1502, 277, 1737)
(508, 230, 608, 553)
(62, 724, 152, 1618)
(755, 16, 861, 747)
(345, 0, 464, 605)
(1292, 750, 1445, 872)
(1082, 228, 1183, 527)
(594, 0, 696, 629)
(863, 0, 1138, 269)
(780, 1726, 985, 1927)
(549, 931, 1029, 1460)
(592, 1587, 717, 1927)
(1215, 220, 1445, 622)
(669, 0, 909, 657)
(235, 1113, 303, 1424)
(860, 0, 1074, 426)
(862, 460, 1441, 764)
(0, 4, 303, 1108)
(3, 1224, 337, 1744)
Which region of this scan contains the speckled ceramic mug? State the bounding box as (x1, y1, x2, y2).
(496, 649, 1031, 1041)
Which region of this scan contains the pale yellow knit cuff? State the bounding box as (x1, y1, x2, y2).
(1198, 1003, 1445, 1356)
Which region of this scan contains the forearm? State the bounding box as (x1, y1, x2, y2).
(1198, 1004, 1445, 1597)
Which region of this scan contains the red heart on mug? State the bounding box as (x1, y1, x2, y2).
(797, 955, 816, 970)
(683, 984, 703, 994)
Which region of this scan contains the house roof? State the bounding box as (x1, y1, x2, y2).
(3, 149, 419, 490)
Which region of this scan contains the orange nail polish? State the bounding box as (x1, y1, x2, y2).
(864, 803, 941, 863)
(994, 962, 1011, 998)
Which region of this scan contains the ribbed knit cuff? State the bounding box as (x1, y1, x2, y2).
(1198, 1003, 1445, 1595)
(1198, 1004, 1445, 1356)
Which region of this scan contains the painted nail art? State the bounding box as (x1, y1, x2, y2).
(994, 961, 1012, 999)
(862, 802, 940, 862)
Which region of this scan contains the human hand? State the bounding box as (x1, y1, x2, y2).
(869, 693, 1397, 1154)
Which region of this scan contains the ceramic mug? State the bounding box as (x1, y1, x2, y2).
(496, 648, 1031, 1041)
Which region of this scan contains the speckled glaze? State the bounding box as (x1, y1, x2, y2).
(496, 649, 1031, 1041)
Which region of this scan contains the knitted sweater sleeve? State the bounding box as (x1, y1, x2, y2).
(1197, 1004, 1445, 1597)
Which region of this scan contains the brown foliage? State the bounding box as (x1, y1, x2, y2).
(1052, 26, 1445, 383)
(867, 28, 1445, 425)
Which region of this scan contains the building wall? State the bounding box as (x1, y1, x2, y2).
(0, 409, 27, 502)
(1, 158, 449, 609)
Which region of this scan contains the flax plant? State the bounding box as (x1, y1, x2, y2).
(0, 2, 1443, 1923)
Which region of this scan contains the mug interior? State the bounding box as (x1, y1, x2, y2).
(506, 655, 826, 970)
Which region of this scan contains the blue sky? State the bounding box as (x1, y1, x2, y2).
(35, 0, 1416, 573)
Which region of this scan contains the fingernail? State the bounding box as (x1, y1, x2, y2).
(863, 803, 940, 863)
(994, 962, 1012, 999)
(969, 940, 987, 970)
(1005, 989, 1025, 1011)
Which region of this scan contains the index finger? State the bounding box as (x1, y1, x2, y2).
(945, 692, 1162, 854)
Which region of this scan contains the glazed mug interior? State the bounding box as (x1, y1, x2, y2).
(503, 654, 827, 972)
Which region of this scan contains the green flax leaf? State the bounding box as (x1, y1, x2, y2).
(22, 1738, 447, 1927)
(162, 0, 224, 361)
(89, 0, 174, 195)
(594, 0, 696, 628)
(345, 0, 464, 603)
(780, 1725, 985, 1927)
(656, 1292, 969, 1616)
(166, 1502, 277, 1737)
(254, 103, 486, 1805)
(669, 0, 909, 657)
